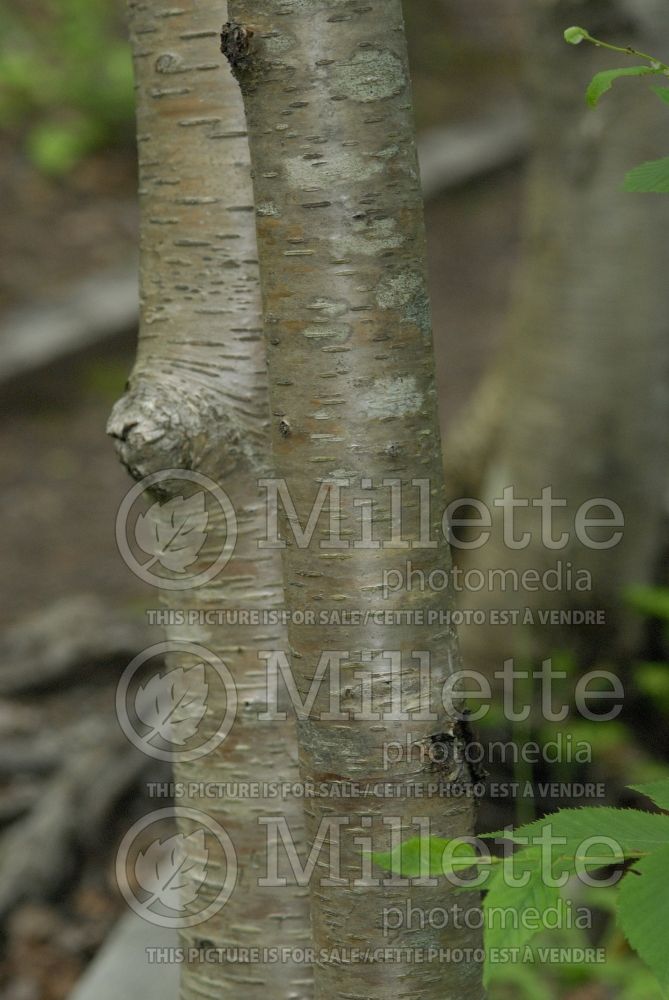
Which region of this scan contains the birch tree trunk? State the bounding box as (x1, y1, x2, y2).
(223, 3, 484, 999)
(108, 3, 311, 998)
(444, 0, 669, 667)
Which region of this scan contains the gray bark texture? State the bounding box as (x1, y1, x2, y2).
(444, 0, 669, 666)
(107, 2, 311, 998)
(223, 2, 484, 999)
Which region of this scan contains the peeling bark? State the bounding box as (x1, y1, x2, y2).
(225, 2, 483, 998)
(108, 2, 311, 997)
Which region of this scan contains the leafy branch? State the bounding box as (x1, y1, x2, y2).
(564, 26, 669, 192)
(372, 779, 669, 991)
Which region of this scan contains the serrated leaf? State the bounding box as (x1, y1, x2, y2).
(492, 808, 669, 860)
(586, 66, 661, 108)
(652, 85, 669, 104)
(135, 493, 208, 574)
(484, 865, 566, 987)
(135, 830, 208, 910)
(371, 835, 481, 878)
(136, 664, 208, 746)
(624, 157, 669, 193)
(618, 843, 669, 993)
(631, 778, 669, 812)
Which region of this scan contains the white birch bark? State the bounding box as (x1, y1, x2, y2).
(223, 3, 484, 998)
(108, 3, 311, 998)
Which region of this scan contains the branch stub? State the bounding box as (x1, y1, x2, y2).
(220, 21, 255, 77)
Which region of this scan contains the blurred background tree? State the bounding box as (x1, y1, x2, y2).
(446, 0, 669, 669)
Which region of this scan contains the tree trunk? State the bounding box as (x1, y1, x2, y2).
(108, 2, 311, 998)
(444, 0, 669, 667)
(223, 3, 483, 999)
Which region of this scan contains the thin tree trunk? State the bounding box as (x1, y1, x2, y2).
(108, 2, 311, 998)
(223, 3, 483, 999)
(444, 0, 669, 666)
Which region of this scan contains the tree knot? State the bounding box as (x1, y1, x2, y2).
(220, 21, 255, 76)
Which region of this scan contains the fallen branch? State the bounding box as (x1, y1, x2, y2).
(0, 263, 138, 384)
(0, 596, 152, 696)
(418, 102, 529, 200)
(0, 719, 146, 920)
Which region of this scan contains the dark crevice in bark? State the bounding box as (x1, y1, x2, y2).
(220, 22, 256, 77)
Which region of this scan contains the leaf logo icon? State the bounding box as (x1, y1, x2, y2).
(135, 665, 209, 746)
(135, 493, 209, 574)
(134, 830, 208, 912)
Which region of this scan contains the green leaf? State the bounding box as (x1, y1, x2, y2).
(484, 866, 566, 986)
(626, 585, 669, 619)
(651, 85, 669, 104)
(493, 808, 669, 859)
(564, 26, 590, 46)
(371, 835, 481, 878)
(618, 843, 669, 993)
(624, 157, 669, 193)
(586, 66, 661, 108)
(631, 779, 669, 812)
(486, 961, 552, 1000)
